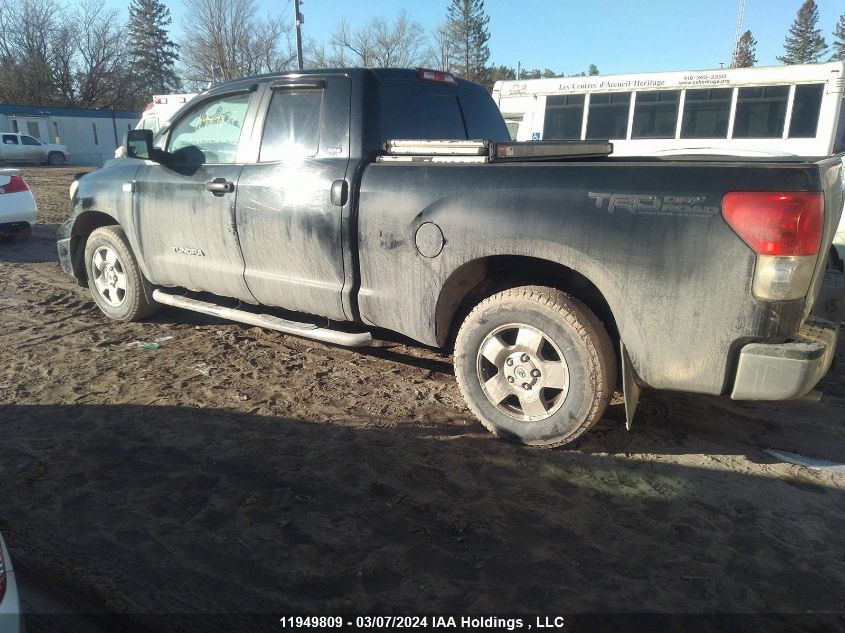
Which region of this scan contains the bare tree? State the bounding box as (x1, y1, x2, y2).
(50, 21, 79, 105)
(74, 0, 128, 108)
(180, 0, 295, 89)
(328, 11, 427, 68)
(422, 22, 451, 70)
(0, 0, 62, 104)
(304, 37, 348, 69)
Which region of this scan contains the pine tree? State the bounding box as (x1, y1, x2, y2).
(446, 0, 491, 85)
(127, 0, 180, 104)
(777, 0, 828, 64)
(732, 30, 757, 67)
(832, 12, 845, 61)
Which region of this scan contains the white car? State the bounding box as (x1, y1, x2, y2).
(0, 133, 68, 166)
(0, 530, 22, 633)
(0, 168, 37, 242)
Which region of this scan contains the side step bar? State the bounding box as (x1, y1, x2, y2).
(152, 290, 373, 348)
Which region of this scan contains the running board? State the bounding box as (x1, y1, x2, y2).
(152, 290, 373, 347)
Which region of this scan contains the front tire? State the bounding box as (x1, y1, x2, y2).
(454, 286, 616, 447)
(47, 152, 65, 166)
(84, 226, 158, 321)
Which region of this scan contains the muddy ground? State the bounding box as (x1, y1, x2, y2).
(18, 167, 95, 225)
(1, 168, 844, 632)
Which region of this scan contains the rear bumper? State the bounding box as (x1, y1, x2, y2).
(731, 319, 838, 400)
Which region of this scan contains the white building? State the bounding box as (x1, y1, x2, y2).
(0, 104, 141, 165)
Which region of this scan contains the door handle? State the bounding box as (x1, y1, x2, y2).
(205, 178, 235, 195)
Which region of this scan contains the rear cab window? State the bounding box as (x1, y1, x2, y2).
(379, 80, 509, 143)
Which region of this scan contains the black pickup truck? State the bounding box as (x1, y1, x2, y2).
(57, 68, 842, 447)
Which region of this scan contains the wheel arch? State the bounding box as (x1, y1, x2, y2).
(68, 210, 119, 283)
(435, 255, 620, 357)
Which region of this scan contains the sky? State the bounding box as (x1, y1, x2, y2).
(120, 0, 845, 76)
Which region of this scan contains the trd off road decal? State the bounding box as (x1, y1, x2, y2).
(588, 191, 719, 217)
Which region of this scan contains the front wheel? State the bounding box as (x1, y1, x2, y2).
(454, 286, 617, 447)
(84, 226, 158, 321)
(47, 152, 65, 166)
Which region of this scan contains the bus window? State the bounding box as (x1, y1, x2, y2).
(632, 90, 680, 139)
(681, 88, 732, 138)
(586, 92, 631, 139)
(789, 83, 824, 138)
(733, 85, 789, 138)
(543, 94, 585, 140)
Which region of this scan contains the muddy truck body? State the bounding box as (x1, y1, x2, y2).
(57, 68, 843, 447)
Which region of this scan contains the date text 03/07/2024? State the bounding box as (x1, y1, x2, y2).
(278, 615, 568, 630)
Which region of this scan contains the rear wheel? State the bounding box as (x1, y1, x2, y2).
(47, 152, 65, 166)
(454, 285, 616, 447)
(84, 226, 158, 321)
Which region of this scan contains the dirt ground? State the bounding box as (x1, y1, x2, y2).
(1, 168, 844, 632)
(18, 167, 95, 225)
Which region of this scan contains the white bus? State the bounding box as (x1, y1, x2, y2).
(493, 61, 845, 157)
(493, 61, 845, 262)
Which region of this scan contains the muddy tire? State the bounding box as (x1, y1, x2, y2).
(47, 151, 65, 166)
(84, 226, 158, 321)
(454, 285, 616, 447)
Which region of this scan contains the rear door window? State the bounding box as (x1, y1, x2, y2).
(260, 89, 323, 162)
(2, 135, 18, 145)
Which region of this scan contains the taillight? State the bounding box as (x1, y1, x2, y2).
(0, 175, 29, 194)
(722, 191, 823, 256)
(417, 68, 457, 84)
(722, 191, 824, 301)
(0, 544, 6, 603)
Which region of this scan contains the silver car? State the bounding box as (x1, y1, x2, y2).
(0, 133, 68, 166)
(0, 530, 22, 633)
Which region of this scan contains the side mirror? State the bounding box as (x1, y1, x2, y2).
(123, 129, 154, 160)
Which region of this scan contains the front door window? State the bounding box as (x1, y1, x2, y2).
(168, 93, 251, 164)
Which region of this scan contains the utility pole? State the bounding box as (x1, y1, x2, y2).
(295, 0, 304, 70)
(732, 0, 746, 66)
